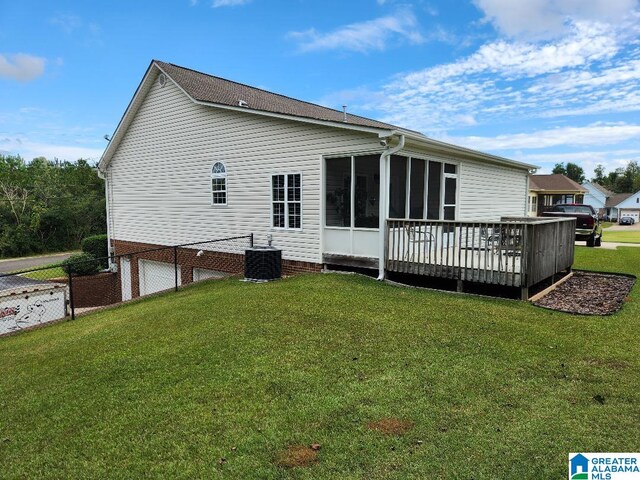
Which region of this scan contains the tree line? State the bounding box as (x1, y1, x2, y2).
(0, 154, 106, 258)
(552, 161, 640, 193)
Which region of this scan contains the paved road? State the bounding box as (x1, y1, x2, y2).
(0, 252, 75, 273)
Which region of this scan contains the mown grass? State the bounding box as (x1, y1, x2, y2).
(0, 247, 638, 479)
(602, 229, 640, 243)
(14, 263, 66, 280)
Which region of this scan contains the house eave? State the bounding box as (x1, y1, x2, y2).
(394, 130, 538, 172)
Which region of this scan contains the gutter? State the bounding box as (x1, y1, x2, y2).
(392, 129, 538, 172)
(377, 134, 405, 281)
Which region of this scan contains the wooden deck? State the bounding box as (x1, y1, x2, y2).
(385, 218, 576, 298)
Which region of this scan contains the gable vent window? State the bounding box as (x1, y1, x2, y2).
(211, 162, 227, 205)
(272, 173, 302, 230)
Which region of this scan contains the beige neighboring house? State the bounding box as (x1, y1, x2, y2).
(527, 174, 587, 216)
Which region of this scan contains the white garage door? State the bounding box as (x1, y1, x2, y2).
(193, 268, 228, 282)
(139, 259, 181, 296)
(621, 210, 639, 222)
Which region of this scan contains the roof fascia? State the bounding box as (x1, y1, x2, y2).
(396, 130, 538, 171)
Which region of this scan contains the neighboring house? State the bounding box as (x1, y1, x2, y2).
(582, 181, 612, 218)
(582, 182, 636, 221)
(527, 174, 586, 216)
(614, 190, 640, 222)
(98, 60, 537, 286)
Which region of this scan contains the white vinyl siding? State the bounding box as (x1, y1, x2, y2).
(107, 77, 382, 264)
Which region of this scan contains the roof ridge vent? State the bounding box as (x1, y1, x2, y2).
(238, 100, 248, 107)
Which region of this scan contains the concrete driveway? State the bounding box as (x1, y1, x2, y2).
(607, 222, 640, 231)
(0, 252, 75, 273)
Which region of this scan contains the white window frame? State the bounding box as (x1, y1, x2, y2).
(271, 172, 303, 230)
(442, 162, 458, 221)
(211, 161, 227, 206)
(407, 155, 458, 221)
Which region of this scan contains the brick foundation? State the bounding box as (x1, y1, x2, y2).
(57, 272, 122, 308)
(282, 259, 323, 275)
(112, 239, 322, 299)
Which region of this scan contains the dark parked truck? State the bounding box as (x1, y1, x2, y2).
(541, 204, 602, 247)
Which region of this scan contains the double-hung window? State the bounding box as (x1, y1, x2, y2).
(272, 173, 302, 229)
(211, 162, 227, 205)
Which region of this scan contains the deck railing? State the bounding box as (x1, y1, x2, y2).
(385, 217, 575, 296)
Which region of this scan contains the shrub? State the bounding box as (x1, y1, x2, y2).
(81, 234, 108, 268)
(61, 253, 100, 276)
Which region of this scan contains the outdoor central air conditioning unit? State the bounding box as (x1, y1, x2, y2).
(244, 246, 282, 281)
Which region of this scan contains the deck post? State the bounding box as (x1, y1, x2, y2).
(520, 286, 529, 301)
(457, 280, 464, 293)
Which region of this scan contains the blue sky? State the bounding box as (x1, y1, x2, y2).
(1, 0, 639, 177)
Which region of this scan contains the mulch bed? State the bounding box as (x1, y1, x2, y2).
(533, 271, 635, 315)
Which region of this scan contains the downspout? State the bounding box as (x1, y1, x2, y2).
(377, 133, 405, 280)
(96, 164, 114, 270)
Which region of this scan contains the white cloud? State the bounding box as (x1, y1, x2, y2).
(473, 0, 638, 39)
(0, 136, 104, 162)
(448, 123, 640, 151)
(50, 14, 82, 34)
(0, 54, 45, 82)
(211, 0, 251, 7)
(362, 18, 637, 134)
(396, 21, 617, 84)
(288, 9, 424, 53)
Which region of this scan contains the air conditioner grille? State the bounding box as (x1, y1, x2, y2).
(244, 247, 282, 281)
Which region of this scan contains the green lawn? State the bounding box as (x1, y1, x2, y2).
(603, 229, 640, 243)
(1, 247, 638, 479)
(16, 263, 66, 280)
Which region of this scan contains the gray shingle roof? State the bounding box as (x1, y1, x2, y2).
(605, 193, 633, 208)
(155, 60, 421, 134)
